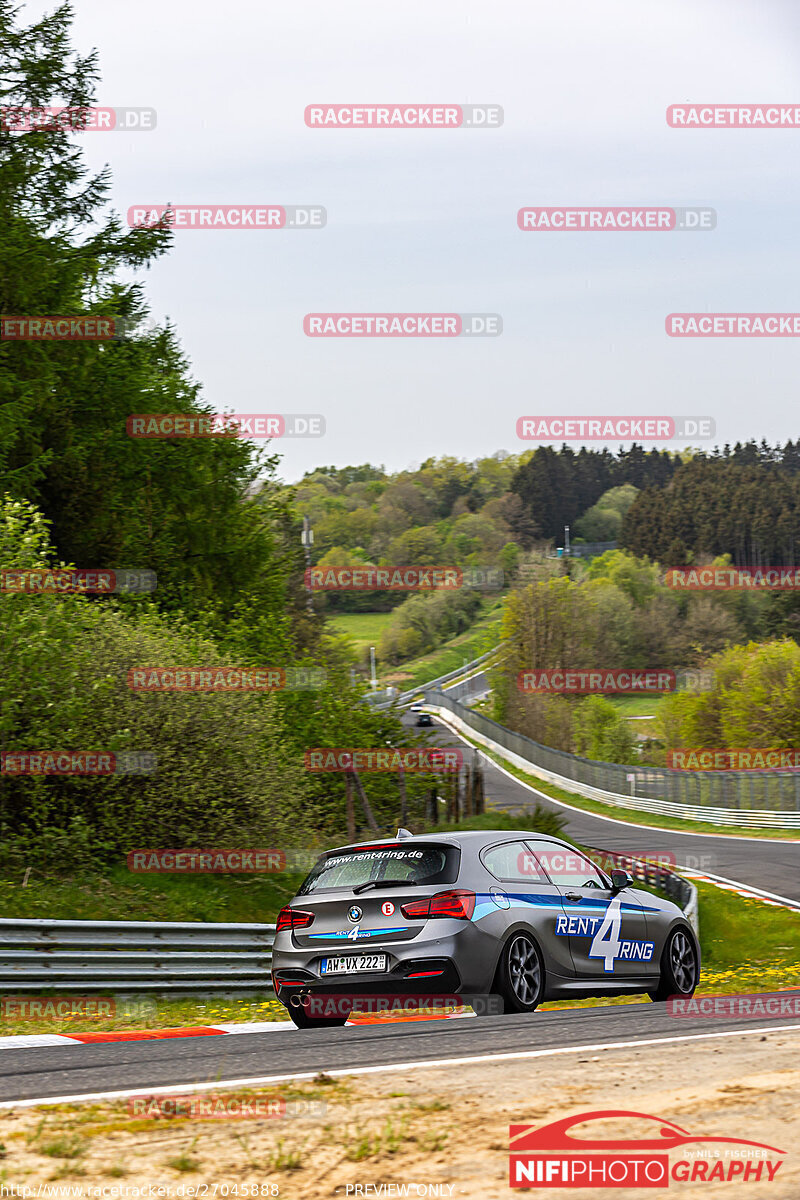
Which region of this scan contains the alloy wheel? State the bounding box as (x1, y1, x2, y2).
(507, 934, 541, 1006)
(670, 930, 697, 993)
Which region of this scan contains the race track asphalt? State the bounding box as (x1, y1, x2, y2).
(3, 1002, 800, 1105)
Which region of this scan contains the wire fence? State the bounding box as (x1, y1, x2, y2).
(426, 689, 800, 827)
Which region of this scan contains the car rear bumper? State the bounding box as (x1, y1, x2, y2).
(272, 921, 496, 999)
(273, 955, 462, 1005)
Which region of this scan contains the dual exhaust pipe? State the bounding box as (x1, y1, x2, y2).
(288, 990, 311, 1009)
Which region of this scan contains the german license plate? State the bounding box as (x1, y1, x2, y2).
(320, 954, 388, 975)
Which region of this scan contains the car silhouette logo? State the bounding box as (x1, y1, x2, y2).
(509, 1110, 786, 1154)
(348, 905, 362, 923)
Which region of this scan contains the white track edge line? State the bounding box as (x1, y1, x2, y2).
(0, 1035, 77, 1050)
(679, 870, 800, 910)
(4, 1024, 800, 1108)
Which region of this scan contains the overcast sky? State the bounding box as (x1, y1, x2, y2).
(27, 0, 800, 480)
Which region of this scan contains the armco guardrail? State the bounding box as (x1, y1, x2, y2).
(568, 541, 619, 559)
(0, 862, 696, 995)
(426, 690, 800, 829)
(367, 645, 504, 710)
(0, 918, 275, 991)
(442, 670, 492, 704)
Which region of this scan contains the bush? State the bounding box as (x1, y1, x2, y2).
(0, 498, 312, 869)
(572, 696, 636, 764)
(377, 591, 483, 665)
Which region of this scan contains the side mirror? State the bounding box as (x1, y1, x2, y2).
(610, 869, 634, 893)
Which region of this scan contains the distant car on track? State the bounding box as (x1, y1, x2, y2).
(272, 829, 700, 1027)
(416, 713, 433, 727)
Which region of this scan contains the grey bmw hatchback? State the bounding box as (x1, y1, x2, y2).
(272, 829, 700, 1027)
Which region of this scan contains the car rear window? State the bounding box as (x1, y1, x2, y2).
(297, 843, 460, 894)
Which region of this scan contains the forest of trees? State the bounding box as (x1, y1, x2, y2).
(494, 549, 800, 764)
(290, 447, 684, 615)
(0, 4, 440, 868)
(508, 444, 678, 541)
(295, 442, 800, 597)
(6, 6, 800, 868)
(622, 442, 800, 566)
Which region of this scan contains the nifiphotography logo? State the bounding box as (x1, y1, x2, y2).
(509, 1109, 786, 1188)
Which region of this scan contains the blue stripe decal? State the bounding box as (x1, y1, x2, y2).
(472, 892, 661, 923)
(473, 896, 562, 922)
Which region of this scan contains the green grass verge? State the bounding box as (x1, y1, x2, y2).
(607, 694, 664, 720)
(384, 598, 505, 690)
(325, 598, 505, 684)
(0, 995, 289, 1037)
(428, 808, 573, 841)
(0, 864, 307, 923)
(325, 612, 395, 654)
(0, 866, 308, 1036)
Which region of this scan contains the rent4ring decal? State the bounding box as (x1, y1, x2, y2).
(555, 897, 655, 970)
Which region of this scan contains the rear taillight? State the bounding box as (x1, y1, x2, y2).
(276, 906, 315, 933)
(398, 896, 431, 919)
(400, 889, 475, 921)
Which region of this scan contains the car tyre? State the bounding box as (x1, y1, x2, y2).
(493, 931, 545, 1013)
(648, 926, 699, 1002)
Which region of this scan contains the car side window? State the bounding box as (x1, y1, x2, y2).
(482, 841, 549, 883)
(525, 841, 608, 889)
